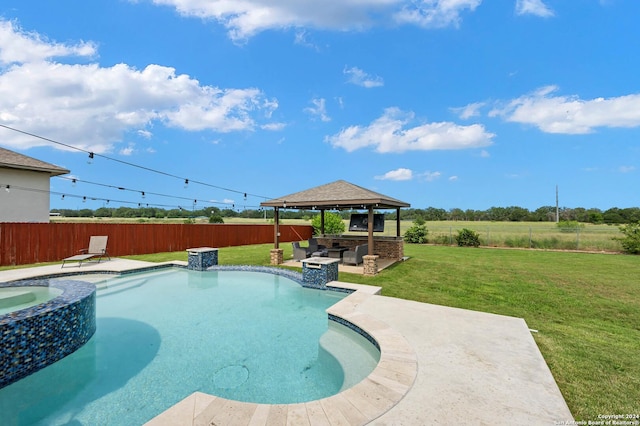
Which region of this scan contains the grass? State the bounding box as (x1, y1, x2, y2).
(4, 238, 637, 419)
(125, 243, 640, 420)
(52, 217, 624, 253)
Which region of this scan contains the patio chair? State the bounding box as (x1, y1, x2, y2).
(292, 242, 310, 261)
(342, 243, 368, 266)
(62, 236, 110, 268)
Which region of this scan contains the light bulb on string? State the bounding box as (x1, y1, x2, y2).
(4, 185, 10, 193)
(141, 191, 145, 199)
(72, 178, 76, 187)
(87, 152, 94, 164)
(184, 179, 189, 189)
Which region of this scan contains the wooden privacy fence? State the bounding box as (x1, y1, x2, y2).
(0, 223, 313, 266)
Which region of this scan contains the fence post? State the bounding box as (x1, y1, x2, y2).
(576, 227, 580, 250)
(529, 227, 532, 248)
(449, 227, 453, 245)
(486, 227, 490, 246)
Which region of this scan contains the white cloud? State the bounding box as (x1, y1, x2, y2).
(261, 122, 287, 131)
(304, 98, 331, 122)
(448, 175, 458, 181)
(479, 149, 490, 158)
(451, 101, 485, 119)
(515, 0, 554, 17)
(151, 0, 482, 40)
(375, 168, 413, 181)
(137, 130, 153, 139)
(0, 19, 97, 65)
(619, 166, 635, 173)
(394, 0, 481, 28)
(344, 66, 384, 88)
(422, 171, 441, 181)
(119, 145, 135, 156)
(490, 85, 640, 134)
(0, 19, 277, 152)
(326, 107, 495, 153)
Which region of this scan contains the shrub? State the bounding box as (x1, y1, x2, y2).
(311, 212, 345, 235)
(615, 221, 640, 254)
(455, 228, 481, 247)
(209, 214, 224, 224)
(404, 222, 429, 244)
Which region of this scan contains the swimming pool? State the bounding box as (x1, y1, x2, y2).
(0, 267, 380, 425)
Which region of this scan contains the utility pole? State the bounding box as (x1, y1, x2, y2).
(556, 185, 560, 223)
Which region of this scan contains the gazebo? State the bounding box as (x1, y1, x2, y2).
(260, 180, 410, 275)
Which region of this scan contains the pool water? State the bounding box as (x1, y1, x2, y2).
(0, 286, 63, 315)
(0, 268, 379, 425)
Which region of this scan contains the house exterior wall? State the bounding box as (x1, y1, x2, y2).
(0, 168, 52, 222)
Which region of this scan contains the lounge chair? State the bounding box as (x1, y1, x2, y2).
(62, 236, 110, 268)
(342, 243, 368, 266)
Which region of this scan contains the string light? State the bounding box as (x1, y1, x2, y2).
(184, 179, 189, 188)
(0, 124, 268, 200)
(4, 185, 9, 193)
(87, 152, 94, 164)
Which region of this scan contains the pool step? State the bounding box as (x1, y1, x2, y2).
(96, 277, 149, 297)
(318, 321, 380, 391)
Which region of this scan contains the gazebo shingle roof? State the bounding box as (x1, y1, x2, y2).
(0, 147, 69, 176)
(260, 180, 410, 209)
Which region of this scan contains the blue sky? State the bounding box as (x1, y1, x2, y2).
(1, 0, 638, 212)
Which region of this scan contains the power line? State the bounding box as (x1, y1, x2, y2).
(0, 123, 273, 200)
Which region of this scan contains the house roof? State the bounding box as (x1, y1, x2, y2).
(0, 147, 70, 176)
(260, 180, 410, 210)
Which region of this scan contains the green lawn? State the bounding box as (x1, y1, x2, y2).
(126, 243, 640, 420)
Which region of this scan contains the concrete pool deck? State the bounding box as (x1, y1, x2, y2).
(0, 259, 574, 425)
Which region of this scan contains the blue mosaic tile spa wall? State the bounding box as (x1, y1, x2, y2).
(0, 279, 96, 389)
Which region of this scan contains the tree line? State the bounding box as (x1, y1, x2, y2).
(51, 205, 640, 224)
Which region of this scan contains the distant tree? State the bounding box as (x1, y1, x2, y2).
(311, 212, 345, 235)
(448, 208, 465, 221)
(505, 206, 530, 222)
(94, 207, 112, 217)
(603, 208, 625, 224)
(531, 206, 556, 222)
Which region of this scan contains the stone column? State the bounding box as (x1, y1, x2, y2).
(363, 254, 379, 276)
(186, 247, 218, 271)
(270, 248, 283, 265)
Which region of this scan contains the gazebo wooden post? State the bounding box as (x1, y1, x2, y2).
(367, 206, 374, 254)
(320, 209, 325, 235)
(274, 207, 280, 248)
(270, 207, 283, 265)
(363, 205, 378, 276)
(396, 208, 401, 237)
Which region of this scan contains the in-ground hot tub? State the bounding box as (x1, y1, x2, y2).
(0, 278, 96, 389)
